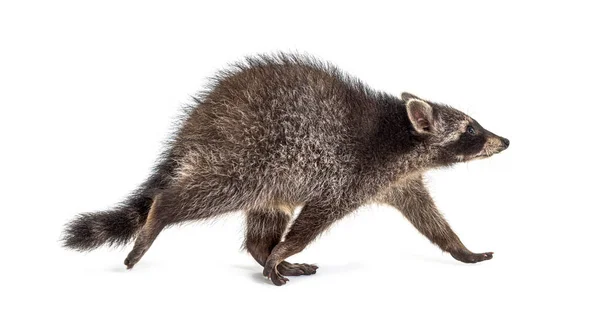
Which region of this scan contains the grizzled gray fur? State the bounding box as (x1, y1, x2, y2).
(63, 53, 509, 286)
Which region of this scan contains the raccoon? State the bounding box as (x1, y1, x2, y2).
(62, 53, 509, 286)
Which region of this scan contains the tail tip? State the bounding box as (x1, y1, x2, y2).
(61, 214, 96, 251)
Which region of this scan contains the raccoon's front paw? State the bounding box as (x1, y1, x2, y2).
(451, 251, 494, 264)
(263, 261, 289, 286)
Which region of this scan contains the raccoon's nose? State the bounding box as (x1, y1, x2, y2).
(501, 137, 510, 148)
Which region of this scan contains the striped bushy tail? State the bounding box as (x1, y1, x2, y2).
(62, 192, 154, 251)
(62, 153, 176, 251)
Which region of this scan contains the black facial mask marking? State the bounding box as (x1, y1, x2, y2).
(447, 132, 487, 157)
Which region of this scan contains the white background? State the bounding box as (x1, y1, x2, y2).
(1, 1, 598, 314)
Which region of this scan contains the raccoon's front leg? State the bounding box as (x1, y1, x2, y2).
(245, 209, 318, 278)
(379, 176, 493, 264)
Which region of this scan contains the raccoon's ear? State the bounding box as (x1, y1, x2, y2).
(401, 92, 422, 102)
(406, 99, 434, 133)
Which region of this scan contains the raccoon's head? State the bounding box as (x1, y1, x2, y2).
(402, 92, 509, 165)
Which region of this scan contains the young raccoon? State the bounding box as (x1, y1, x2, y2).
(63, 53, 509, 286)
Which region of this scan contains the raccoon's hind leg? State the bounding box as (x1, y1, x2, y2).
(124, 170, 261, 269)
(124, 193, 167, 269)
(245, 208, 318, 279)
(262, 203, 350, 286)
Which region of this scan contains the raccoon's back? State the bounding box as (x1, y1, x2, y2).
(176, 55, 379, 180)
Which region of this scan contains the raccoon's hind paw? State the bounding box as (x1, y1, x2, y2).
(124, 248, 147, 269)
(124, 256, 138, 269)
(263, 261, 289, 286)
(451, 251, 494, 264)
(278, 261, 318, 276)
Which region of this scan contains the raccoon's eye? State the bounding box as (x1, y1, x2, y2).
(467, 126, 475, 135)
